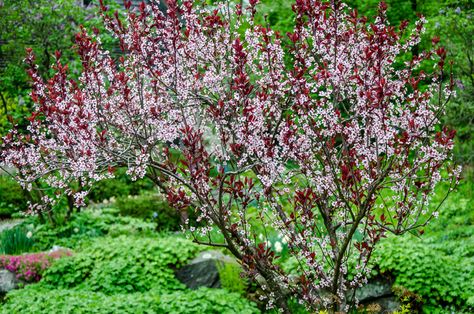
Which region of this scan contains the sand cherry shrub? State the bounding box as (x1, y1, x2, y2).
(0, 250, 71, 282)
(0, 0, 460, 311)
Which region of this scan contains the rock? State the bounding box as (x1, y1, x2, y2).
(356, 276, 394, 302)
(175, 258, 221, 289)
(0, 269, 20, 293)
(50, 245, 68, 252)
(354, 276, 401, 313)
(375, 296, 401, 313)
(175, 250, 238, 289)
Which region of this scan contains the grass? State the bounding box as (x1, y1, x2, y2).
(0, 225, 34, 255)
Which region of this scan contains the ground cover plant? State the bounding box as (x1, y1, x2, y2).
(25, 207, 157, 251)
(0, 0, 462, 312)
(1, 233, 259, 314)
(373, 179, 474, 313)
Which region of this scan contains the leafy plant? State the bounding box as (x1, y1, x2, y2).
(376, 238, 473, 311)
(28, 207, 155, 251)
(374, 181, 474, 312)
(0, 175, 28, 218)
(116, 193, 182, 230)
(40, 235, 202, 294)
(159, 288, 260, 314)
(1, 233, 259, 313)
(0, 226, 34, 255)
(2, 285, 260, 314)
(87, 168, 155, 203)
(217, 261, 248, 295)
(426, 4, 474, 165)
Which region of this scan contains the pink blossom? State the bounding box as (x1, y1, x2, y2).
(0, 250, 71, 282)
(0, 0, 459, 311)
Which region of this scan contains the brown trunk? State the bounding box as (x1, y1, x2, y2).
(0, 90, 8, 115)
(411, 0, 419, 56)
(65, 194, 75, 221)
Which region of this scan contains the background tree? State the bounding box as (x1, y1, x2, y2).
(0, 0, 118, 136)
(428, 3, 473, 165)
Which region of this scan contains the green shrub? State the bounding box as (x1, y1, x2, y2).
(29, 207, 155, 251)
(0, 176, 28, 218)
(0, 226, 34, 254)
(40, 235, 202, 294)
(443, 90, 474, 165)
(2, 287, 162, 314)
(159, 288, 260, 314)
(376, 237, 473, 310)
(115, 194, 161, 218)
(374, 180, 474, 312)
(116, 194, 182, 230)
(217, 261, 248, 295)
(87, 169, 155, 203)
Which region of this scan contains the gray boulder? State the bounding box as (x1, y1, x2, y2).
(356, 276, 394, 302)
(0, 269, 20, 293)
(353, 276, 401, 313)
(175, 250, 238, 289)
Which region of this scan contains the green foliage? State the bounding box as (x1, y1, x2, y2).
(0, 0, 120, 138)
(115, 194, 159, 218)
(40, 235, 200, 294)
(444, 94, 474, 165)
(376, 238, 473, 310)
(87, 169, 155, 203)
(1, 234, 259, 313)
(0, 93, 31, 140)
(29, 207, 155, 251)
(159, 288, 260, 314)
(426, 5, 474, 165)
(2, 287, 162, 314)
(2, 285, 260, 314)
(217, 261, 248, 295)
(392, 303, 413, 314)
(374, 180, 474, 312)
(427, 5, 473, 85)
(0, 175, 28, 218)
(0, 225, 34, 255)
(115, 193, 181, 229)
(346, 0, 416, 24)
(0, 0, 117, 90)
(255, 0, 295, 34)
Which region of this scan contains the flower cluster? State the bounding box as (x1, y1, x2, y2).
(0, 0, 459, 311)
(0, 250, 71, 282)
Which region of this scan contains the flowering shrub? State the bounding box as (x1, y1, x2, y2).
(0, 0, 460, 312)
(0, 250, 71, 282)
